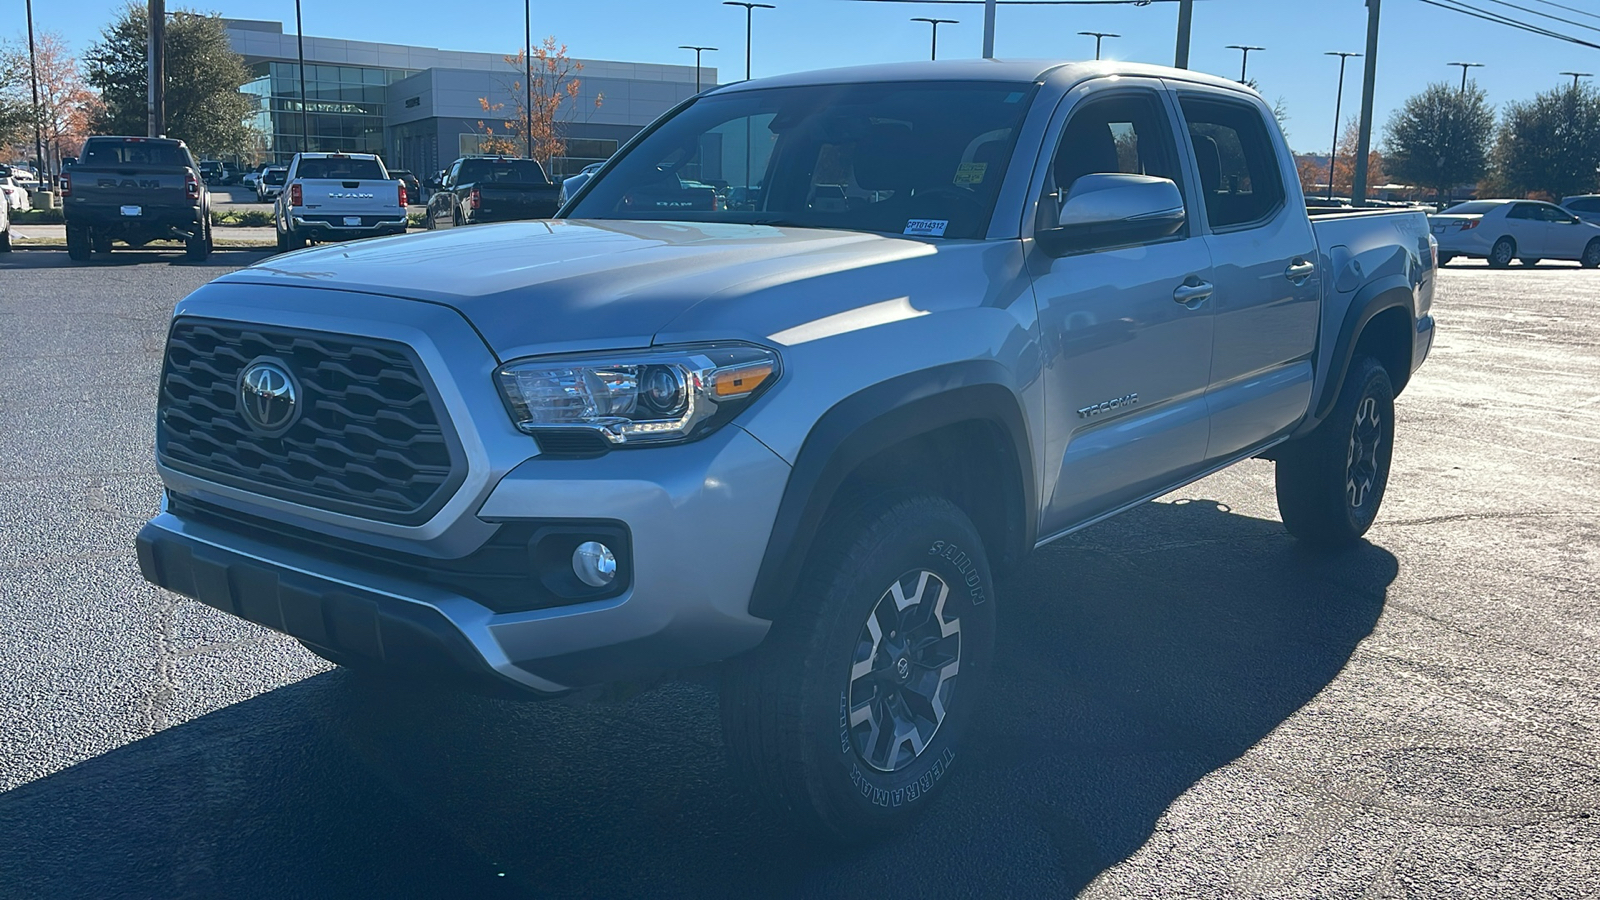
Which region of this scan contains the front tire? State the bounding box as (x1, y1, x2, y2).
(1582, 240, 1600, 268)
(1519, 257, 1541, 267)
(1275, 356, 1395, 547)
(721, 493, 996, 841)
(1488, 237, 1516, 269)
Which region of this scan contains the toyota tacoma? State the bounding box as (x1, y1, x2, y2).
(138, 60, 1436, 839)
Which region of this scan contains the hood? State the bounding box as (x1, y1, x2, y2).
(218, 220, 948, 360)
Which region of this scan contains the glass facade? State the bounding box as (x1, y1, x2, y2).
(243, 62, 417, 164)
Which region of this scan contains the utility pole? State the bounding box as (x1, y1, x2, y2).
(1448, 62, 1482, 93)
(1080, 31, 1119, 61)
(1174, 0, 1193, 69)
(1326, 51, 1361, 201)
(25, 0, 45, 181)
(679, 45, 717, 92)
(913, 18, 958, 61)
(1351, 0, 1380, 207)
(294, 0, 308, 154)
(723, 2, 775, 81)
(526, 0, 534, 159)
(983, 0, 997, 59)
(147, 0, 166, 138)
(1226, 45, 1264, 84)
(1561, 71, 1593, 90)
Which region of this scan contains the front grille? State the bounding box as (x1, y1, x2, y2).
(157, 319, 464, 525)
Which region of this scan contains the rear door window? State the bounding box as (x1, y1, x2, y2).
(81, 140, 189, 167)
(1178, 97, 1286, 231)
(1506, 204, 1539, 220)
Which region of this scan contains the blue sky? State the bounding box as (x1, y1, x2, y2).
(20, 0, 1600, 154)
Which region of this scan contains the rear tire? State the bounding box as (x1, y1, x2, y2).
(1582, 240, 1600, 268)
(1436, 253, 1454, 266)
(0, 226, 10, 253)
(65, 224, 91, 261)
(721, 493, 996, 842)
(1488, 237, 1516, 269)
(1274, 356, 1395, 547)
(185, 219, 211, 261)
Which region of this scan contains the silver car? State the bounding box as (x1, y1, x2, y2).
(1430, 199, 1600, 268)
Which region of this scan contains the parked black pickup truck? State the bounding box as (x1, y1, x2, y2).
(63, 136, 212, 261)
(425, 156, 561, 228)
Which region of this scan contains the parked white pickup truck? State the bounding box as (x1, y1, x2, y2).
(141, 60, 1434, 840)
(273, 151, 407, 251)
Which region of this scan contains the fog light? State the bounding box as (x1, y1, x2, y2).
(572, 541, 617, 588)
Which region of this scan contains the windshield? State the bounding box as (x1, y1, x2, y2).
(1440, 201, 1500, 215)
(458, 159, 549, 184)
(567, 81, 1037, 240)
(295, 156, 386, 180)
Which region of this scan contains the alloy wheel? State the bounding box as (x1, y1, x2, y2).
(846, 570, 962, 773)
(1347, 395, 1383, 509)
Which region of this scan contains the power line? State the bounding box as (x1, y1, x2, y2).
(1470, 0, 1600, 34)
(836, 0, 1204, 6)
(1414, 0, 1600, 50)
(1524, 0, 1600, 23)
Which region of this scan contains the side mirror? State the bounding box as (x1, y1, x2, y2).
(1035, 173, 1186, 257)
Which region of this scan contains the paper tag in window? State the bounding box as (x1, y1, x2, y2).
(953, 163, 988, 185)
(904, 219, 948, 237)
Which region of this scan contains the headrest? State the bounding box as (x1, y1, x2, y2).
(1055, 118, 1121, 191)
(1192, 134, 1222, 193)
(854, 123, 917, 191)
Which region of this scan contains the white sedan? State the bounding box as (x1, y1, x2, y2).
(1430, 199, 1600, 268)
(0, 174, 31, 213)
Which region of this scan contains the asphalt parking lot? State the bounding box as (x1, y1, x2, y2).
(0, 248, 1595, 898)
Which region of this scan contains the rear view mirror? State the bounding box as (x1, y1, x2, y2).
(1036, 173, 1186, 257)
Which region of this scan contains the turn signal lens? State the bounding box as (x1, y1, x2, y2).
(711, 362, 775, 399)
(1460, 218, 1480, 230)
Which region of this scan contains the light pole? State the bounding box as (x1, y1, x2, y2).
(1079, 31, 1119, 61)
(679, 45, 717, 92)
(1561, 71, 1593, 90)
(1226, 45, 1264, 84)
(525, 0, 533, 159)
(913, 18, 958, 61)
(1326, 51, 1361, 201)
(25, 0, 45, 181)
(294, 0, 308, 155)
(723, 2, 775, 81)
(1448, 62, 1483, 93)
(1175, 0, 1193, 69)
(983, 0, 996, 58)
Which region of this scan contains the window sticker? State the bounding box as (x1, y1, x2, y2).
(953, 162, 988, 185)
(904, 219, 949, 237)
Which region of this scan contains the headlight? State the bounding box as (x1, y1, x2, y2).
(495, 343, 780, 447)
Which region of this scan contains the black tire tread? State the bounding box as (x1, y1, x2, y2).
(721, 492, 980, 840)
(1275, 356, 1394, 547)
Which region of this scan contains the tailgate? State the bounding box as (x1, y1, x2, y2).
(476, 184, 559, 217)
(295, 178, 402, 215)
(72, 168, 192, 215)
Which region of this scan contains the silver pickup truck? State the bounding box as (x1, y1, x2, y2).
(138, 59, 1434, 840)
(273, 151, 407, 251)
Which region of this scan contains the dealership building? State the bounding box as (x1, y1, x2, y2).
(225, 19, 716, 178)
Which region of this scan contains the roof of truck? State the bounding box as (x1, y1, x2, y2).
(711, 58, 1251, 94)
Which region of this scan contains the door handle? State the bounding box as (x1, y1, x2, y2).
(1173, 280, 1214, 306)
(1286, 259, 1317, 283)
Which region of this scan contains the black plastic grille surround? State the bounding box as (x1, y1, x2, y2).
(157, 319, 464, 525)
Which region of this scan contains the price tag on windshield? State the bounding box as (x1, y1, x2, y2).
(904, 219, 948, 237)
(954, 163, 988, 185)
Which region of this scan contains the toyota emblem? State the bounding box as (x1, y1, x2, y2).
(238, 360, 299, 434)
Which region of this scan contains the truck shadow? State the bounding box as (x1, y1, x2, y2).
(0, 497, 1393, 898)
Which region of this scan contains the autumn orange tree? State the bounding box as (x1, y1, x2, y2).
(1330, 120, 1386, 197)
(0, 31, 100, 174)
(476, 37, 603, 166)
